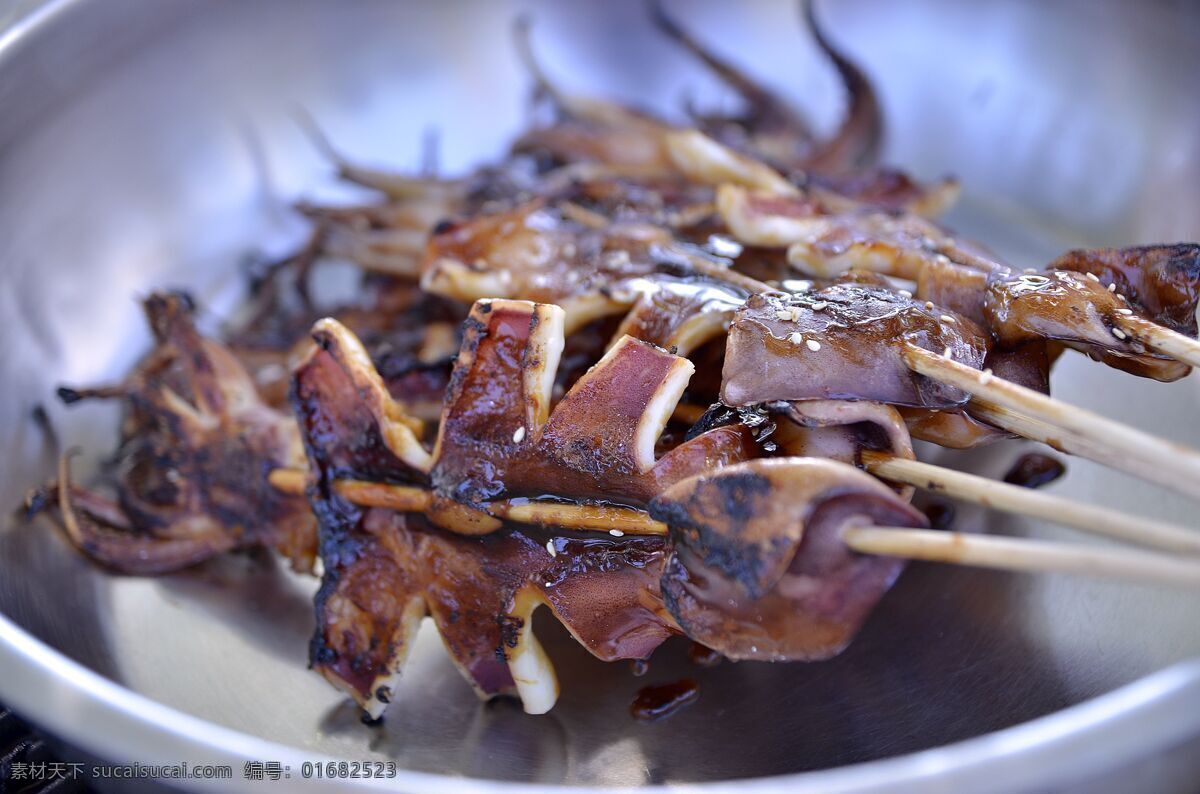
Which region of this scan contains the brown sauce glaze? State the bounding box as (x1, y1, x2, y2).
(630, 679, 700, 721)
(922, 500, 956, 530)
(1003, 453, 1066, 489)
(688, 642, 723, 667)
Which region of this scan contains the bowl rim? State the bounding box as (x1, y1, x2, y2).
(4, 611, 1200, 793)
(2, 1, 1199, 790)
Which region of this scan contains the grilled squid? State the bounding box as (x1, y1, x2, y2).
(291, 298, 759, 715)
(650, 458, 928, 660)
(34, 292, 317, 574)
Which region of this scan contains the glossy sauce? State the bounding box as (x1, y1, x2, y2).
(922, 500, 956, 530)
(1003, 453, 1066, 489)
(687, 642, 723, 667)
(630, 679, 700, 721)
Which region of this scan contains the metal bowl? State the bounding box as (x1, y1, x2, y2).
(2, 1, 1199, 791)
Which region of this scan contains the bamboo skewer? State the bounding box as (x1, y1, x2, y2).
(267, 469, 668, 536)
(861, 451, 1200, 555)
(1116, 314, 1200, 370)
(492, 501, 667, 535)
(843, 526, 1200, 589)
(902, 343, 1200, 501)
(274, 466, 1200, 586)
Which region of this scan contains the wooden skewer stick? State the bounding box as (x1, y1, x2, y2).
(902, 343, 1200, 501)
(267, 469, 667, 536)
(491, 501, 667, 536)
(861, 451, 1200, 555)
(1116, 314, 1200, 369)
(267, 468, 307, 495)
(844, 527, 1200, 589)
(333, 480, 431, 513)
(683, 254, 780, 295)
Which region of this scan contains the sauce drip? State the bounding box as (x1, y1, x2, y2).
(687, 642, 722, 667)
(922, 499, 956, 530)
(1003, 453, 1066, 489)
(630, 679, 700, 721)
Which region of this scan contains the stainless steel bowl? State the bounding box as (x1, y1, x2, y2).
(2, 1, 1199, 791)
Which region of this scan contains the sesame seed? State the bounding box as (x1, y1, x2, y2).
(544, 582, 554, 587)
(545, 540, 556, 557)
(898, 289, 913, 298)
(940, 314, 956, 324)
(512, 426, 526, 443)
(806, 339, 821, 352)
(1117, 293, 1128, 302)
(609, 529, 625, 537)
(789, 332, 804, 344)
(925, 301, 935, 310)
(942, 346, 953, 359)
(775, 309, 794, 321)
(1112, 328, 1127, 340)
(1117, 308, 1133, 316)
(1085, 272, 1100, 282)
(811, 301, 829, 311)
(1108, 283, 1117, 292)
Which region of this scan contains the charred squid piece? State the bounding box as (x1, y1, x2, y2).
(421, 197, 748, 349)
(798, 0, 883, 173)
(1048, 244, 1200, 337)
(983, 268, 1190, 382)
(291, 319, 432, 484)
(293, 307, 687, 717)
(806, 169, 961, 218)
(227, 272, 461, 418)
(431, 299, 758, 531)
(421, 198, 655, 330)
(302, 501, 540, 720)
(717, 184, 977, 279)
(300, 497, 677, 719)
(719, 185, 1195, 381)
(517, 20, 804, 196)
(298, 109, 469, 203)
(650, 458, 927, 660)
(721, 284, 989, 408)
(293, 116, 475, 278)
(40, 293, 317, 574)
(540, 168, 720, 233)
(609, 277, 746, 356)
(30, 457, 240, 576)
(295, 323, 522, 715)
(649, 2, 952, 213)
(771, 400, 916, 499)
(296, 197, 467, 279)
(504, 531, 679, 713)
(511, 17, 679, 172)
(649, 0, 816, 168)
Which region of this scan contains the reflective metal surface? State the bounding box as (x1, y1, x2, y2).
(1, 0, 1199, 791)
